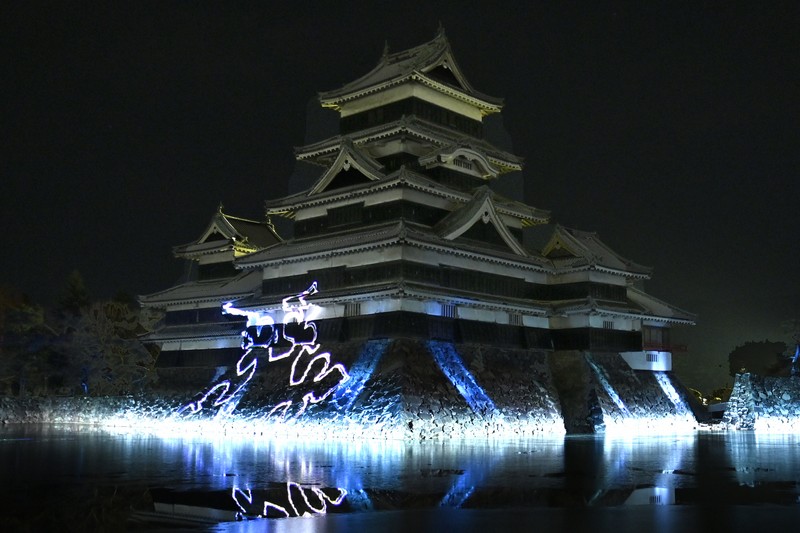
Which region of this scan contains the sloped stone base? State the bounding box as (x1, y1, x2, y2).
(724, 373, 800, 431)
(2, 342, 702, 438)
(547, 351, 698, 435)
(233, 338, 565, 439)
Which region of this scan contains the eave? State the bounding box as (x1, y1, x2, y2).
(551, 263, 652, 280)
(138, 271, 262, 308)
(236, 281, 548, 318)
(264, 168, 547, 225)
(551, 297, 695, 325)
(294, 117, 523, 171)
(236, 220, 552, 274)
(320, 72, 503, 115)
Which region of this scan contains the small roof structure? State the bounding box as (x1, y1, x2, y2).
(319, 28, 503, 114)
(434, 186, 530, 256)
(307, 138, 385, 196)
(139, 270, 262, 307)
(236, 219, 553, 272)
(173, 207, 281, 259)
(542, 225, 652, 278)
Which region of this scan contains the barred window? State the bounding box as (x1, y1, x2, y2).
(603, 320, 614, 330)
(441, 303, 458, 318)
(509, 313, 523, 326)
(453, 158, 474, 170)
(344, 302, 361, 318)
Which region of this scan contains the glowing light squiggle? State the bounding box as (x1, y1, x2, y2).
(232, 482, 347, 518)
(176, 282, 350, 420)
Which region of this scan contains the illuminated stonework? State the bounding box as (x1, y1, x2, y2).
(725, 373, 800, 433)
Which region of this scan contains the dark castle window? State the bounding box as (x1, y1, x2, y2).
(376, 153, 419, 172)
(262, 260, 531, 301)
(340, 97, 482, 137)
(165, 307, 237, 326)
(328, 202, 364, 227)
(422, 166, 488, 192)
(197, 262, 239, 280)
(551, 328, 642, 351)
(529, 282, 627, 303)
(294, 200, 447, 237)
(642, 326, 671, 351)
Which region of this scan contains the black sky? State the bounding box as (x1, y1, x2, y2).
(2, 2, 798, 391)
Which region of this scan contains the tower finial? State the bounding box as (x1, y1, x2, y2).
(437, 21, 445, 37)
(382, 39, 389, 60)
(218, 202, 224, 214)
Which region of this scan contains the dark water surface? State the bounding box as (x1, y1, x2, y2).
(2, 425, 800, 531)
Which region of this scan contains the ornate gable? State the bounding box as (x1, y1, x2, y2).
(408, 29, 474, 95)
(434, 186, 527, 256)
(174, 208, 280, 259)
(197, 209, 239, 244)
(419, 144, 506, 179)
(543, 225, 652, 277)
(541, 227, 581, 259)
(308, 139, 385, 196)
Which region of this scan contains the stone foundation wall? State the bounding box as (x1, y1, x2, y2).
(235, 339, 565, 439)
(724, 373, 800, 431)
(586, 353, 697, 433)
(547, 351, 598, 433)
(546, 351, 698, 434)
(1, 343, 702, 438)
(0, 396, 172, 425)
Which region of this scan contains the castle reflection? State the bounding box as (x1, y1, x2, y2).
(1, 426, 799, 528)
(107, 432, 800, 526)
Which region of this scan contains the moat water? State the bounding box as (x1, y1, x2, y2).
(2, 425, 800, 531)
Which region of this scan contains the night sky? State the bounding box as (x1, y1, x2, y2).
(3, 2, 798, 391)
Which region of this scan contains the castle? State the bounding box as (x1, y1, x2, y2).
(140, 30, 697, 437)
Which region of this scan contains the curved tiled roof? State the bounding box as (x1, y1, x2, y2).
(235, 219, 553, 273)
(139, 270, 262, 307)
(543, 225, 652, 278)
(265, 167, 547, 224)
(295, 115, 522, 170)
(319, 29, 502, 111)
(174, 209, 281, 257)
(550, 294, 694, 325)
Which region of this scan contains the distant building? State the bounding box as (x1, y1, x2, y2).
(140, 29, 693, 375)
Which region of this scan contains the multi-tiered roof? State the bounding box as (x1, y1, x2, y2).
(141, 29, 693, 365)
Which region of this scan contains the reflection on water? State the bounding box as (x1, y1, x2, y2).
(1, 426, 800, 529)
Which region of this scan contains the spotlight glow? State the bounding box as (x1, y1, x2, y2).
(586, 356, 696, 436)
(428, 341, 496, 415)
(585, 356, 631, 417)
(331, 339, 389, 412)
